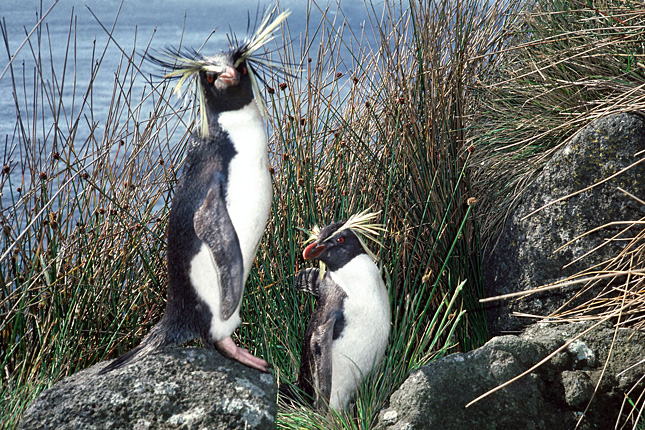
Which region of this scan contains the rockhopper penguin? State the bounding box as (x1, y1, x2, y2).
(99, 8, 289, 375)
(294, 211, 391, 409)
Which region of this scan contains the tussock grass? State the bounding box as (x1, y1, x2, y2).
(240, 0, 522, 427)
(0, 10, 192, 427)
(469, 0, 645, 250)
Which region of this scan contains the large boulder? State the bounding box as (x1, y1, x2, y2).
(377, 322, 645, 430)
(484, 113, 645, 334)
(19, 347, 277, 430)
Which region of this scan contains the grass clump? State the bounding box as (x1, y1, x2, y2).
(240, 0, 522, 427)
(0, 9, 191, 427)
(469, 0, 645, 248)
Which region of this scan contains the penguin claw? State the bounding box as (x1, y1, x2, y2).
(215, 337, 272, 373)
(295, 268, 320, 295)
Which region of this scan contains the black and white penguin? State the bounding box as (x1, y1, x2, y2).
(99, 8, 289, 375)
(294, 211, 391, 409)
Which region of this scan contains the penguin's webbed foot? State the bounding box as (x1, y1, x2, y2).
(215, 336, 272, 373)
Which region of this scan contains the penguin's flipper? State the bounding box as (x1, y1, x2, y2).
(194, 186, 244, 321)
(295, 268, 321, 296)
(310, 316, 335, 408)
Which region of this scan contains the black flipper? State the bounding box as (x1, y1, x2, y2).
(295, 268, 321, 296)
(98, 322, 168, 375)
(193, 185, 244, 321)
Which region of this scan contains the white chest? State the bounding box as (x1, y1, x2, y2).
(217, 102, 272, 279)
(187, 102, 272, 342)
(327, 255, 391, 409)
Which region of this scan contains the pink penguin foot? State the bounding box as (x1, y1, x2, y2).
(215, 336, 272, 373)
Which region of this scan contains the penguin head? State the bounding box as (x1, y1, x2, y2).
(196, 52, 254, 112)
(303, 223, 366, 271)
(303, 210, 385, 272)
(146, 7, 290, 136)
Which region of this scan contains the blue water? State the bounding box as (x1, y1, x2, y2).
(0, 0, 371, 135)
(0, 0, 375, 212)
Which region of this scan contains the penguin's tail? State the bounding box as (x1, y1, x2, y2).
(98, 322, 170, 375)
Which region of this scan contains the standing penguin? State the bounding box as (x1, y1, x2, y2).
(294, 211, 391, 409)
(99, 8, 289, 375)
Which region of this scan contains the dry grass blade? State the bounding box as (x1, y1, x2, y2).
(468, 1, 645, 251)
(0, 8, 193, 427)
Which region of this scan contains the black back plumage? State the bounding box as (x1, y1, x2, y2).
(98, 8, 289, 375)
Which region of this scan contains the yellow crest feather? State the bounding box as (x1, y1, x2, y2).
(147, 6, 290, 137)
(307, 209, 385, 262)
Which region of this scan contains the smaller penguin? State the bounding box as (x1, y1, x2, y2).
(294, 210, 391, 410)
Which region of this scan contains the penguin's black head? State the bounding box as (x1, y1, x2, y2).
(145, 7, 290, 136)
(197, 52, 254, 112)
(303, 222, 366, 271)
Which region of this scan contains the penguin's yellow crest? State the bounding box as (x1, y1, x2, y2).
(148, 6, 290, 137)
(306, 209, 386, 278)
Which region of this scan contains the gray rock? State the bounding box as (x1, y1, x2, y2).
(483, 113, 645, 334)
(561, 370, 593, 407)
(377, 322, 645, 430)
(19, 347, 277, 430)
(378, 335, 572, 430)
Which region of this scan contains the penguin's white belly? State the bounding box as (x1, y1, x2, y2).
(328, 255, 391, 409)
(189, 102, 271, 342)
(218, 102, 272, 279)
(189, 243, 242, 340)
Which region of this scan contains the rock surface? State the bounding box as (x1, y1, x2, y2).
(377, 322, 645, 430)
(483, 113, 645, 334)
(19, 347, 277, 430)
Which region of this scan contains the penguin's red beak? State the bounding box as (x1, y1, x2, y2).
(303, 242, 326, 260)
(220, 66, 240, 86)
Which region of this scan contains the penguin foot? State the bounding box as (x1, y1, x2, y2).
(215, 336, 272, 373)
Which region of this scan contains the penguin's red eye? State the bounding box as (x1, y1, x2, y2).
(205, 73, 216, 85)
(241, 66, 248, 76)
(337, 237, 344, 243)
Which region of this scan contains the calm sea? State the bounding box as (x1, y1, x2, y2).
(0, 0, 373, 134)
(0, 0, 374, 209)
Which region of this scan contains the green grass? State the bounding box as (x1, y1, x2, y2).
(0, 9, 192, 426)
(625, 393, 645, 430)
(222, 0, 514, 426)
(2, 0, 644, 429)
